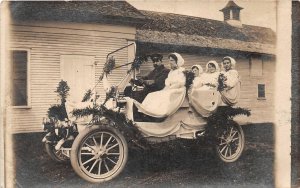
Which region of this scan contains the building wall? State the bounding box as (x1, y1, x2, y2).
(138, 51, 275, 124)
(8, 21, 136, 133)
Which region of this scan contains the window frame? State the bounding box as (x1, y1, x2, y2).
(11, 48, 31, 108)
(257, 83, 266, 100)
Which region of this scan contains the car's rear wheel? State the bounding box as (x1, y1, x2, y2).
(45, 143, 69, 163)
(215, 120, 244, 163)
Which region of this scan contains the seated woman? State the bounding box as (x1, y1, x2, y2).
(188, 61, 221, 117)
(133, 53, 186, 118)
(190, 64, 203, 87)
(219, 56, 240, 106)
(197, 60, 220, 90)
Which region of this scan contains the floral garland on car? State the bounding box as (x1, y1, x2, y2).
(217, 73, 227, 92)
(47, 80, 70, 121)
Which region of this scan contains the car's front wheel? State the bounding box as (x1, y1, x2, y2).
(70, 125, 128, 183)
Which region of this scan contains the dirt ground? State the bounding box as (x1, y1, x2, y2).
(12, 124, 279, 188)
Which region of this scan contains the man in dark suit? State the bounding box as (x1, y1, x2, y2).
(140, 54, 170, 92)
(129, 53, 170, 102)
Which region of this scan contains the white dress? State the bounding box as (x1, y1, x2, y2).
(220, 69, 240, 106)
(196, 72, 220, 90)
(189, 72, 221, 117)
(133, 67, 186, 118)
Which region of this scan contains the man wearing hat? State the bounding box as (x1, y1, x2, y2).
(130, 53, 170, 102)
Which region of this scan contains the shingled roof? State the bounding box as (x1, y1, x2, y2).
(136, 10, 276, 54)
(10, 1, 146, 26)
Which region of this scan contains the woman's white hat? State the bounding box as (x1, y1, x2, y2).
(206, 60, 220, 72)
(170, 52, 185, 67)
(222, 56, 236, 69)
(191, 64, 203, 76)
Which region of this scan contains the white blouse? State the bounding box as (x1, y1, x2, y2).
(165, 67, 186, 89)
(194, 72, 220, 88)
(221, 69, 239, 88)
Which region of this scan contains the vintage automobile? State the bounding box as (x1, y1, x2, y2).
(42, 45, 249, 183)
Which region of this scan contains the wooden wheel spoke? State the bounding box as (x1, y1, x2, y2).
(231, 137, 239, 142)
(92, 136, 98, 147)
(104, 136, 113, 148)
(219, 141, 227, 146)
(100, 133, 104, 147)
(224, 146, 229, 157)
(107, 157, 117, 165)
(229, 127, 233, 137)
(107, 143, 119, 151)
(107, 152, 120, 155)
(84, 143, 95, 151)
(104, 160, 110, 172)
(89, 159, 99, 173)
(82, 157, 95, 166)
(220, 145, 227, 153)
(98, 160, 102, 175)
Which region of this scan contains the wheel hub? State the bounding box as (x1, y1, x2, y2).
(94, 148, 107, 159)
(225, 137, 232, 144)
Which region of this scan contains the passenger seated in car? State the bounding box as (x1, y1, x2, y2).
(196, 60, 220, 90)
(188, 61, 221, 117)
(133, 53, 186, 118)
(219, 56, 240, 106)
(191, 64, 203, 86)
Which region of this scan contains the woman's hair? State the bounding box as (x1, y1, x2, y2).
(208, 63, 216, 68)
(222, 56, 236, 69)
(222, 57, 231, 63)
(168, 54, 178, 63)
(192, 66, 199, 71)
(206, 60, 220, 72)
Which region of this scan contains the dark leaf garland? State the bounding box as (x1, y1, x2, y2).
(217, 73, 227, 91)
(47, 80, 70, 121)
(71, 105, 102, 119)
(127, 55, 148, 74)
(183, 70, 195, 90)
(100, 56, 116, 80)
(82, 89, 93, 102)
(47, 104, 68, 121)
(71, 104, 148, 148)
(206, 106, 251, 136)
(55, 80, 70, 103)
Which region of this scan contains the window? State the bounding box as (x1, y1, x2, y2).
(224, 10, 230, 20)
(232, 9, 240, 20)
(258, 84, 266, 99)
(12, 50, 29, 106)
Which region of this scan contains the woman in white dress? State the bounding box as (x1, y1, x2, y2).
(189, 61, 221, 117)
(220, 56, 240, 105)
(133, 53, 186, 118)
(197, 60, 220, 90)
(190, 64, 203, 88)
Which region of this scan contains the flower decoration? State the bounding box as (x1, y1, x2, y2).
(217, 73, 227, 91)
(100, 56, 116, 80)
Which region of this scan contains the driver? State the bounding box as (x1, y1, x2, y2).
(130, 53, 170, 102)
(139, 53, 170, 92)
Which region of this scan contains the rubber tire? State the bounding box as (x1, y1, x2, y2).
(215, 121, 245, 163)
(45, 143, 69, 163)
(70, 125, 128, 183)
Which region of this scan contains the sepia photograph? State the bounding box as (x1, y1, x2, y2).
(0, 0, 295, 187)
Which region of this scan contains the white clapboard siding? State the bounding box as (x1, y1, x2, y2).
(9, 22, 136, 133)
(138, 51, 275, 124)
